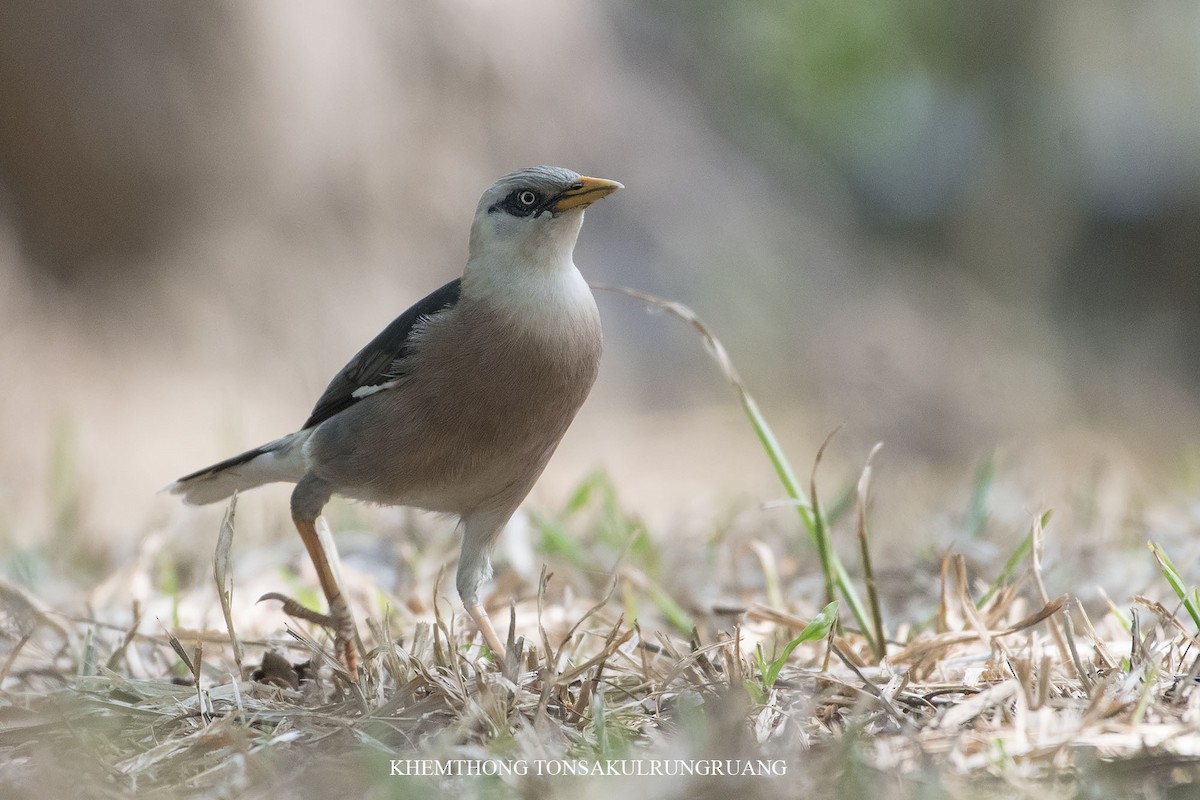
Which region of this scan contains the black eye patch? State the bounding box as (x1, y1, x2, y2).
(488, 189, 549, 218)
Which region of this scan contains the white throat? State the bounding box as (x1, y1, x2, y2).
(462, 208, 596, 331)
(462, 250, 596, 328)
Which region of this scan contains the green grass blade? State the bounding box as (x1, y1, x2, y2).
(856, 443, 887, 660)
(764, 601, 838, 687)
(592, 285, 874, 645)
(977, 528, 1034, 610)
(1149, 542, 1200, 631)
(965, 452, 997, 539)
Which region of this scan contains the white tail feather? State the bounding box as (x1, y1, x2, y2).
(164, 430, 312, 505)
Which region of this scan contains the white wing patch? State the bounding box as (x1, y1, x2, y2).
(347, 313, 439, 401)
(350, 379, 400, 399)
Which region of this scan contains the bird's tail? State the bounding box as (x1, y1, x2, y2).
(164, 430, 312, 505)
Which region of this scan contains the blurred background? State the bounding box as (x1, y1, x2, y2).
(1, 0, 1198, 607)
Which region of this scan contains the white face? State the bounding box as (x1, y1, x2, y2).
(461, 166, 621, 331)
(468, 167, 589, 274)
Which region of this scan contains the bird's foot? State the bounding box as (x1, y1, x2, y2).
(466, 601, 507, 660)
(259, 592, 360, 676)
(328, 595, 360, 675)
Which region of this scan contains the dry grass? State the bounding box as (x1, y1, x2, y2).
(3, 480, 1200, 799)
(3, 293, 1200, 798)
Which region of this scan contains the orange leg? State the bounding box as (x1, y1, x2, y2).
(466, 601, 507, 658)
(293, 517, 361, 675)
(261, 515, 362, 677)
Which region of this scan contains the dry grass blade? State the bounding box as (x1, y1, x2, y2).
(161, 622, 195, 677)
(1000, 595, 1068, 635)
(283, 624, 355, 690)
(1062, 599, 1094, 694)
(0, 577, 69, 641)
(891, 595, 1067, 665)
(936, 551, 955, 634)
(213, 493, 244, 673)
(556, 617, 634, 686)
(1075, 600, 1118, 670)
(536, 566, 556, 671)
(0, 632, 32, 683)
(934, 678, 1020, 730)
(502, 601, 521, 683)
(1029, 511, 1076, 678)
(551, 574, 619, 669)
(953, 554, 997, 654)
(103, 599, 143, 672)
(828, 642, 908, 725)
(747, 540, 784, 611)
(1174, 652, 1200, 705)
(654, 633, 734, 693)
(1134, 595, 1198, 643)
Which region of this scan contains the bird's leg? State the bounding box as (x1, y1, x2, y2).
(459, 508, 511, 659)
(259, 476, 362, 676)
(291, 516, 361, 674)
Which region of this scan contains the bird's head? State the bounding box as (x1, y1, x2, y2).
(468, 166, 622, 272)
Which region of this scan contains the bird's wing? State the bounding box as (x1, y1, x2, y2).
(301, 278, 462, 430)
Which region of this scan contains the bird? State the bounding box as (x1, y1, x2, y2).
(167, 166, 622, 672)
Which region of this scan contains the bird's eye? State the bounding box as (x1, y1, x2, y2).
(518, 190, 537, 206)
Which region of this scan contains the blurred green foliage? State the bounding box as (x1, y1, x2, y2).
(657, 0, 970, 157)
(533, 469, 692, 634)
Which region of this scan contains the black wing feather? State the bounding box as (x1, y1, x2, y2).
(301, 278, 461, 430)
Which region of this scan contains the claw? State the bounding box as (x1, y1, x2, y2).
(258, 592, 337, 627)
(328, 595, 360, 675)
(259, 591, 360, 676)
